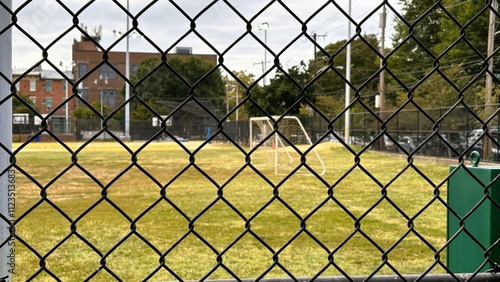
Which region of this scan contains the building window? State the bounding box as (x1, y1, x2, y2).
(51, 117, 66, 134)
(101, 89, 117, 106)
(176, 47, 192, 54)
(29, 80, 36, 91)
(99, 64, 116, 80)
(62, 80, 67, 93)
(79, 89, 88, 103)
(44, 97, 52, 110)
(43, 80, 52, 91)
(130, 64, 139, 77)
(29, 96, 36, 105)
(78, 63, 88, 79)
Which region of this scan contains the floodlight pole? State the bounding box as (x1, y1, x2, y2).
(0, 1, 13, 280)
(344, 0, 352, 145)
(113, 2, 137, 141)
(378, 4, 387, 150)
(125, 0, 130, 140)
(235, 83, 239, 122)
(65, 80, 69, 134)
(258, 22, 269, 86)
(94, 75, 108, 138)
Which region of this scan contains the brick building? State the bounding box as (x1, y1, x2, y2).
(71, 34, 220, 140)
(72, 35, 218, 113)
(13, 67, 73, 135)
(11, 36, 218, 141)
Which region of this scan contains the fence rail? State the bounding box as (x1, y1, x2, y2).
(192, 273, 500, 282)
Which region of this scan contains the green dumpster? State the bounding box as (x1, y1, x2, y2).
(447, 152, 500, 272)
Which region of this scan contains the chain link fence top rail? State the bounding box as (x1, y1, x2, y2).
(1, 0, 500, 281)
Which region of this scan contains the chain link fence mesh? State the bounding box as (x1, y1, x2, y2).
(1, 0, 500, 281)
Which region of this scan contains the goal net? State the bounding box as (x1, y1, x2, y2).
(249, 116, 326, 176)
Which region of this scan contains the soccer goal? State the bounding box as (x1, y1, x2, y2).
(249, 116, 326, 176)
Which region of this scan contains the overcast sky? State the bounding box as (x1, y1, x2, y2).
(10, 0, 402, 78)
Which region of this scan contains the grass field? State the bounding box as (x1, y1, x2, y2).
(9, 140, 453, 281)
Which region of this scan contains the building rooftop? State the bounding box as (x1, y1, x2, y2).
(12, 68, 72, 80)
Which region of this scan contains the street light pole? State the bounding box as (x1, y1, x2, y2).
(125, 0, 130, 140)
(259, 22, 269, 86)
(65, 80, 69, 134)
(225, 77, 239, 121)
(235, 83, 239, 122)
(94, 75, 108, 135)
(345, 0, 352, 145)
(379, 4, 387, 150)
(226, 77, 229, 119)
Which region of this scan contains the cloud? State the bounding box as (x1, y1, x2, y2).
(11, 0, 400, 76)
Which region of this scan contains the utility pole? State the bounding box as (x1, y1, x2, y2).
(485, 0, 498, 159)
(379, 4, 387, 150)
(486, 0, 497, 109)
(313, 33, 327, 75)
(254, 61, 268, 87)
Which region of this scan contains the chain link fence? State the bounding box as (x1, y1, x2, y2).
(2, 0, 500, 281)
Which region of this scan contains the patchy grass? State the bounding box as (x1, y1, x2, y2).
(10, 141, 452, 281)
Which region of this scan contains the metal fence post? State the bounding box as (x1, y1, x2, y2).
(0, 0, 13, 280)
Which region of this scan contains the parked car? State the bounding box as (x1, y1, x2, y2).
(397, 136, 421, 154)
(383, 134, 395, 151)
(348, 136, 366, 147)
(366, 134, 394, 151)
(159, 134, 188, 142)
(328, 132, 344, 143)
(316, 132, 344, 143)
(464, 137, 500, 161)
(467, 128, 483, 142)
(425, 132, 467, 157)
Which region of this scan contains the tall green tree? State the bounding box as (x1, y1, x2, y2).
(130, 56, 225, 119)
(247, 61, 314, 117)
(73, 100, 108, 120)
(313, 34, 382, 115)
(435, 1, 492, 75)
(390, 1, 494, 83)
(395, 64, 481, 108)
(389, 0, 443, 85)
(13, 93, 36, 114)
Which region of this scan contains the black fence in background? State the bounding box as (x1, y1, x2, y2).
(68, 104, 500, 161)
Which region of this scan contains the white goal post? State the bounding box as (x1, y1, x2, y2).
(249, 116, 326, 176)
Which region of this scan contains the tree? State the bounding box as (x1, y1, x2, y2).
(313, 34, 382, 115)
(389, 0, 443, 84)
(395, 64, 481, 108)
(435, 1, 492, 75)
(13, 93, 36, 114)
(130, 56, 225, 119)
(393, 63, 484, 132)
(73, 100, 108, 120)
(390, 1, 495, 83)
(247, 61, 314, 117)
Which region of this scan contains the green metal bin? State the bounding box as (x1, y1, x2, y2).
(447, 156, 500, 272)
